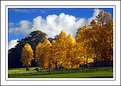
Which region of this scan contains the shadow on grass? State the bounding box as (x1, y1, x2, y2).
(8, 67, 113, 78)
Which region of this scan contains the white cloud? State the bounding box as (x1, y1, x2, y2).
(8, 39, 18, 49)
(9, 22, 15, 27)
(9, 13, 87, 38)
(32, 13, 87, 38)
(9, 9, 100, 38)
(88, 9, 100, 24)
(9, 20, 32, 35)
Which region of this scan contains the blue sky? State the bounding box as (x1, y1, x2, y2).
(8, 8, 113, 24)
(8, 8, 113, 49)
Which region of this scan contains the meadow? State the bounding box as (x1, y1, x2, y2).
(8, 67, 113, 78)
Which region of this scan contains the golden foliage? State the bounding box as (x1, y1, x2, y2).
(21, 43, 34, 67)
(76, 10, 113, 63)
(35, 40, 52, 70)
(21, 10, 113, 70)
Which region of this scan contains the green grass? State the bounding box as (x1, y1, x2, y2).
(8, 67, 113, 78)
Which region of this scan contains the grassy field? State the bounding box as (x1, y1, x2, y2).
(8, 67, 113, 78)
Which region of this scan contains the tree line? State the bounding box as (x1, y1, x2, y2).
(20, 10, 113, 71)
(8, 31, 47, 68)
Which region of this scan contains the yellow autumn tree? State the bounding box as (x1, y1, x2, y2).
(52, 31, 68, 70)
(21, 43, 34, 70)
(35, 39, 52, 70)
(42, 39, 52, 70)
(76, 25, 94, 66)
(62, 34, 82, 68)
(91, 10, 113, 62)
(35, 43, 42, 67)
(76, 10, 113, 67)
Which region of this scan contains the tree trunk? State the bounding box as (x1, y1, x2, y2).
(55, 61, 58, 70)
(86, 56, 89, 68)
(48, 64, 51, 74)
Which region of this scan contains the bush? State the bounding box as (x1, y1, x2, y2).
(34, 67, 40, 72)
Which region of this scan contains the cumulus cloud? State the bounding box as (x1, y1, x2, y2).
(9, 13, 86, 38)
(9, 9, 100, 38)
(9, 20, 33, 35)
(8, 39, 18, 49)
(88, 9, 100, 24)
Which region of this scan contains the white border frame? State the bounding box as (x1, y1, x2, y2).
(6, 5, 115, 81)
(1, 1, 120, 85)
